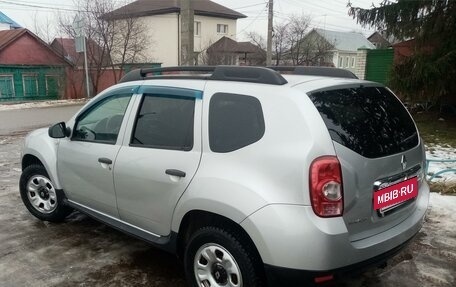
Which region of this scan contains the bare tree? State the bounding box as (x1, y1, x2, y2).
(272, 22, 289, 66)
(33, 13, 56, 44)
(247, 22, 289, 66)
(58, 0, 150, 95)
(246, 31, 267, 65)
(247, 15, 333, 66)
(286, 14, 312, 65)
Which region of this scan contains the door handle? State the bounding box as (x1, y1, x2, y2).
(98, 157, 113, 165)
(165, 169, 186, 178)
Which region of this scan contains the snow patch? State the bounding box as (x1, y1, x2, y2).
(0, 99, 87, 111)
(425, 144, 456, 182)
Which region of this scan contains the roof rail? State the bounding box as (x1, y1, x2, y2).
(267, 66, 358, 79)
(119, 65, 288, 85)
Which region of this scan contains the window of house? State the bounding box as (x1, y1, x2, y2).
(338, 57, 343, 68)
(0, 75, 14, 98)
(217, 24, 228, 34)
(351, 57, 356, 68)
(131, 94, 195, 151)
(209, 93, 265, 153)
(345, 56, 350, 68)
(194, 21, 201, 36)
(22, 74, 39, 98)
(45, 75, 61, 98)
(73, 94, 132, 144)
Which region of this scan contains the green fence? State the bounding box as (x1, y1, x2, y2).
(365, 49, 394, 85)
(0, 65, 64, 102)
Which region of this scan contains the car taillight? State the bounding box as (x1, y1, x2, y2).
(309, 156, 343, 217)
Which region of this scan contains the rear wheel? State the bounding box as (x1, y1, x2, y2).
(184, 226, 264, 287)
(19, 164, 72, 222)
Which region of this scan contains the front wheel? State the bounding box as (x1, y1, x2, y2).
(184, 226, 264, 287)
(19, 164, 72, 222)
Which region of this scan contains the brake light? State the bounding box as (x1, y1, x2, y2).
(309, 156, 343, 217)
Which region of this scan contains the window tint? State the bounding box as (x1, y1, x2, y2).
(308, 87, 418, 158)
(131, 94, 195, 151)
(209, 93, 265, 153)
(73, 94, 132, 144)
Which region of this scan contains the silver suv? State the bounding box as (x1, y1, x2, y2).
(20, 66, 429, 286)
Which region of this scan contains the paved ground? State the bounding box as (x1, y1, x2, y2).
(0, 106, 455, 286)
(0, 105, 82, 136)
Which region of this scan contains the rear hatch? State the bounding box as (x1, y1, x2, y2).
(308, 85, 424, 241)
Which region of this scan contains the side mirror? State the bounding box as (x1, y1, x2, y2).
(48, 122, 71, 138)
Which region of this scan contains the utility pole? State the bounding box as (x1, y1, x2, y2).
(180, 0, 194, 66)
(74, 15, 90, 98)
(266, 0, 273, 66)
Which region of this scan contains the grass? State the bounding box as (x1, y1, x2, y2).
(412, 112, 456, 194)
(412, 112, 456, 147)
(429, 181, 456, 195)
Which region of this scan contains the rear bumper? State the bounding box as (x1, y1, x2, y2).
(240, 182, 429, 282)
(264, 232, 415, 286)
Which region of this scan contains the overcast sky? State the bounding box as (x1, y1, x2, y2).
(0, 0, 382, 41)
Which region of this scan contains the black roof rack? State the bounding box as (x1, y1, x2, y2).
(118, 65, 358, 85)
(119, 65, 288, 85)
(267, 66, 358, 79)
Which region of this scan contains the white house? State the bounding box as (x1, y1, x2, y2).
(107, 0, 246, 66)
(306, 28, 376, 73)
(0, 11, 22, 31)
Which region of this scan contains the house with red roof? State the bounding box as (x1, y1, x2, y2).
(0, 28, 72, 101)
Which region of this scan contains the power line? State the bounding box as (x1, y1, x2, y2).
(234, 2, 267, 10)
(280, 0, 348, 16)
(234, 4, 268, 36)
(0, 0, 80, 12)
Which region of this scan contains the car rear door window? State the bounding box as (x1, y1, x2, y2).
(209, 93, 265, 153)
(308, 86, 418, 158)
(131, 94, 195, 151)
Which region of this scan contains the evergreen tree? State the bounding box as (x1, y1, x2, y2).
(349, 0, 456, 105)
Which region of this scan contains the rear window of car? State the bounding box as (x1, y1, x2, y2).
(308, 86, 418, 158)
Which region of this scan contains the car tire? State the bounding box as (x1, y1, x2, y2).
(184, 226, 264, 287)
(19, 164, 72, 222)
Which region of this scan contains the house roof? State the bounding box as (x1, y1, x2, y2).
(105, 0, 246, 20)
(207, 36, 262, 54)
(0, 28, 27, 50)
(51, 38, 81, 65)
(392, 38, 416, 48)
(0, 28, 72, 65)
(314, 28, 375, 51)
(51, 37, 110, 67)
(0, 11, 22, 29)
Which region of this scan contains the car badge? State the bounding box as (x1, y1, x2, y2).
(401, 155, 407, 170)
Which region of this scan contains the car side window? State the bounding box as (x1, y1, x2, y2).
(209, 93, 265, 153)
(73, 93, 132, 144)
(130, 94, 195, 151)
